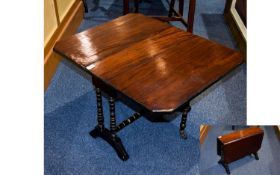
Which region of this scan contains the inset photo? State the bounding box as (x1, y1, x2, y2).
(200, 125, 280, 175)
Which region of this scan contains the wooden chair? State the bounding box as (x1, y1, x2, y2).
(123, 0, 196, 33)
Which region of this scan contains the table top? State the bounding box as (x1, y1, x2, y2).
(218, 127, 264, 144)
(54, 14, 243, 113)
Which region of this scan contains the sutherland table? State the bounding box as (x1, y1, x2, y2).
(217, 127, 264, 174)
(54, 14, 244, 161)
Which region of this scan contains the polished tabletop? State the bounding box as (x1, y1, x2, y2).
(54, 14, 243, 113)
(218, 127, 263, 144)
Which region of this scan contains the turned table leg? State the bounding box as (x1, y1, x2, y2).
(253, 152, 259, 160)
(96, 88, 104, 130)
(187, 0, 196, 33)
(179, 103, 191, 139)
(90, 87, 129, 161)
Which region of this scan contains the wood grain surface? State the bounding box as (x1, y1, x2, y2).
(54, 14, 244, 113)
(217, 127, 264, 163)
(218, 127, 263, 144)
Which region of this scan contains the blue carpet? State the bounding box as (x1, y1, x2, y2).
(200, 126, 280, 175)
(45, 0, 246, 174)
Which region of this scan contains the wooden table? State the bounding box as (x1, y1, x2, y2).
(217, 127, 264, 174)
(54, 14, 244, 161)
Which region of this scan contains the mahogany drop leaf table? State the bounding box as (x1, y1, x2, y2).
(54, 14, 244, 161)
(217, 127, 264, 174)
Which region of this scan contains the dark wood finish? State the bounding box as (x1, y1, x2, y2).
(115, 112, 141, 132)
(123, 0, 196, 32)
(91, 86, 142, 160)
(55, 14, 244, 161)
(134, 0, 139, 13)
(123, 0, 129, 15)
(179, 104, 191, 139)
(217, 127, 264, 174)
(90, 87, 130, 161)
(187, 0, 196, 33)
(109, 97, 117, 139)
(224, 0, 233, 14)
(168, 0, 175, 17)
(54, 14, 243, 113)
(235, 0, 247, 26)
(178, 0, 184, 16)
(224, 0, 246, 59)
(54, 14, 170, 68)
(90, 126, 129, 161)
(95, 87, 104, 130)
(82, 0, 88, 13)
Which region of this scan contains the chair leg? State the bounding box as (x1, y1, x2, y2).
(178, 0, 184, 16)
(168, 0, 175, 17)
(82, 0, 88, 13)
(187, 0, 196, 33)
(123, 0, 130, 15)
(134, 0, 139, 13)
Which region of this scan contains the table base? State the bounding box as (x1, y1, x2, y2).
(218, 149, 259, 174)
(90, 126, 129, 161)
(218, 159, 230, 174)
(90, 83, 191, 160)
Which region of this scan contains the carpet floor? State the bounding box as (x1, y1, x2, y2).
(200, 126, 280, 175)
(45, 0, 246, 174)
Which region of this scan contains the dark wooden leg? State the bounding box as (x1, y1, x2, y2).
(168, 0, 175, 17)
(224, 164, 230, 174)
(179, 103, 191, 139)
(82, 0, 88, 13)
(90, 87, 104, 137)
(218, 159, 230, 174)
(187, 0, 196, 33)
(123, 0, 129, 15)
(90, 90, 129, 161)
(109, 97, 117, 139)
(253, 152, 259, 160)
(179, 0, 184, 16)
(96, 88, 104, 130)
(134, 0, 139, 13)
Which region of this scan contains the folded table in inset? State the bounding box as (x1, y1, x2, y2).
(217, 127, 264, 174)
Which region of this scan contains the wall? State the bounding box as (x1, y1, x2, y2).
(224, 0, 247, 59)
(44, 0, 58, 46)
(56, 0, 76, 20)
(230, 0, 247, 41)
(44, 0, 84, 90)
(200, 125, 211, 144)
